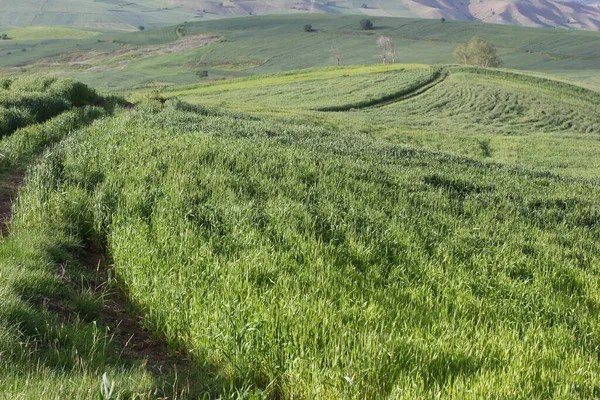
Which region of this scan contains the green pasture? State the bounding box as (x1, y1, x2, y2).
(4, 96, 598, 398)
(0, 26, 101, 41)
(168, 64, 600, 179)
(1, 15, 600, 91)
(0, 14, 600, 399)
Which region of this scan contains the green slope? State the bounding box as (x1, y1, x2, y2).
(1, 15, 600, 91)
(5, 91, 599, 398)
(168, 64, 600, 178)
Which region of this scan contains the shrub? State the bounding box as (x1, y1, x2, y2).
(303, 24, 313, 32)
(196, 70, 209, 78)
(454, 37, 502, 67)
(360, 19, 373, 30)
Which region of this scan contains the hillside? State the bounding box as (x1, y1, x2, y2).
(168, 64, 600, 178)
(2, 15, 600, 92)
(0, 0, 599, 30)
(1, 65, 599, 397)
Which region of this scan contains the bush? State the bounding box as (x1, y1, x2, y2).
(196, 70, 209, 78)
(303, 24, 313, 32)
(454, 37, 502, 67)
(360, 19, 373, 30)
(441, 17, 446, 22)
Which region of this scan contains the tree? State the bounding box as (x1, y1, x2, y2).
(138, 25, 145, 31)
(196, 70, 209, 78)
(360, 19, 373, 30)
(377, 35, 395, 64)
(330, 47, 341, 66)
(1, 34, 7, 40)
(440, 17, 446, 22)
(303, 24, 313, 32)
(454, 37, 501, 67)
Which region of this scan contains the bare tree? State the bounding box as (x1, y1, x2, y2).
(330, 47, 341, 66)
(377, 35, 395, 64)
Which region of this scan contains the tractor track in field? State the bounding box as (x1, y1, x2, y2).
(0, 169, 25, 237)
(0, 166, 197, 395)
(314, 68, 450, 112)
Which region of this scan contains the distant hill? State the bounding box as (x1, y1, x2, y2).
(0, 0, 599, 31)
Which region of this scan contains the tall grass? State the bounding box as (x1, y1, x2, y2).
(13, 98, 600, 398)
(0, 76, 99, 137)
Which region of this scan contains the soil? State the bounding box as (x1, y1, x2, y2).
(0, 169, 25, 237)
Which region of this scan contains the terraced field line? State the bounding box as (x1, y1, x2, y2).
(0, 169, 25, 237)
(315, 68, 450, 111)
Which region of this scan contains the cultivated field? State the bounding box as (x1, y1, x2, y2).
(1, 15, 600, 91)
(1, 12, 600, 400)
(169, 65, 600, 178)
(0, 60, 599, 397)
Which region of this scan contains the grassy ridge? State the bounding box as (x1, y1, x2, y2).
(0, 76, 99, 137)
(0, 107, 159, 398)
(13, 98, 599, 398)
(169, 64, 437, 110)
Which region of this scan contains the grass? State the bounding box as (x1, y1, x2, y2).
(0, 84, 203, 398)
(168, 64, 600, 178)
(4, 94, 598, 398)
(0, 76, 100, 138)
(1, 14, 600, 91)
(1, 21, 600, 397)
(169, 64, 437, 110)
(0, 0, 195, 30)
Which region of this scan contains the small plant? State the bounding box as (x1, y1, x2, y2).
(99, 373, 115, 400)
(360, 19, 373, 30)
(479, 139, 493, 157)
(303, 24, 313, 32)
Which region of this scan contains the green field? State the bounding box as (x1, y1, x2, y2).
(1, 15, 600, 92)
(1, 13, 600, 399)
(167, 65, 600, 178)
(0, 26, 101, 41)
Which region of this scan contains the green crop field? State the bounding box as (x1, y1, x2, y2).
(1, 15, 600, 91)
(168, 65, 600, 179)
(1, 13, 600, 400)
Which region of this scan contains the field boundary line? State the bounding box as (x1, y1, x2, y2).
(314, 67, 449, 112)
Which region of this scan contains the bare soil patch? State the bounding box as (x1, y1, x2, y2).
(0, 169, 25, 237)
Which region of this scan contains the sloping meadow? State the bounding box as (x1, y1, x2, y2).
(13, 99, 600, 398)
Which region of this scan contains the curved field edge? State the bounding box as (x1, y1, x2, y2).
(313, 67, 445, 111)
(12, 99, 600, 398)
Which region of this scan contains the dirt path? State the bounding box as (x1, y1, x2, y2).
(0, 169, 25, 237)
(0, 167, 197, 395)
(83, 245, 195, 383)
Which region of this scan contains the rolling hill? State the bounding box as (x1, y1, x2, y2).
(1, 15, 600, 92)
(0, 0, 599, 31)
(1, 64, 599, 398)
